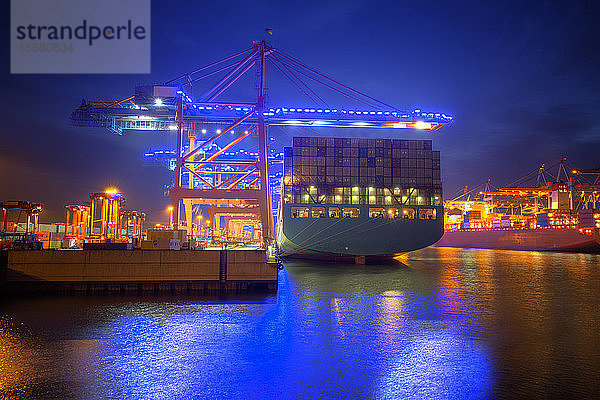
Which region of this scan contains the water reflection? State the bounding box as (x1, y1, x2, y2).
(376, 290, 405, 344)
(378, 329, 491, 399)
(1, 248, 599, 398)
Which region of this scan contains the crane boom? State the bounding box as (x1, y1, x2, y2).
(72, 98, 452, 134)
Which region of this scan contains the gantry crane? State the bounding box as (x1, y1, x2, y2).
(447, 159, 600, 217)
(0, 200, 43, 250)
(71, 40, 453, 245)
(87, 188, 124, 242)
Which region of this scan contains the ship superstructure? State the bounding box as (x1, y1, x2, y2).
(276, 137, 444, 258)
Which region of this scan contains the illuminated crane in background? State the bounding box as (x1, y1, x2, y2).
(71, 40, 453, 244)
(445, 159, 600, 217)
(572, 168, 600, 184)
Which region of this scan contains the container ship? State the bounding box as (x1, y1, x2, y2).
(436, 167, 600, 253)
(276, 136, 444, 260)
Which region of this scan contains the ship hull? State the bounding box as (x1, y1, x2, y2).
(276, 204, 444, 258)
(435, 228, 600, 253)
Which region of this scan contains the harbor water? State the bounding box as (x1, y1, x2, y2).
(1, 247, 599, 399)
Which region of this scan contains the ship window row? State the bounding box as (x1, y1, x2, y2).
(290, 207, 437, 220)
(285, 185, 441, 196)
(284, 184, 420, 195)
(285, 195, 441, 206)
(283, 186, 442, 206)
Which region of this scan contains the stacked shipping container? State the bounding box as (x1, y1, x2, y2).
(283, 137, 442, 206)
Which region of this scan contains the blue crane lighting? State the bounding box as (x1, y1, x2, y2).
(72, 99, 453, 134)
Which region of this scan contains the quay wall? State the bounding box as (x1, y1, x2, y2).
(0, 249, 278, 294)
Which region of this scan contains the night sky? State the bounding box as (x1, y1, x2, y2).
(1, 0, 599, 224)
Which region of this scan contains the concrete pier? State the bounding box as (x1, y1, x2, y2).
(0, 249, 278, 294)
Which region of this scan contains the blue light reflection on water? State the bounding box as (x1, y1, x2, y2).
(4, 247, 600, 398)
(378, 329, 491, 399)
(92, 263, 492, 399)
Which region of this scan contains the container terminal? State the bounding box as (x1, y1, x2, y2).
(437, 161, 600, 252)
(0, 40, 453, 293)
